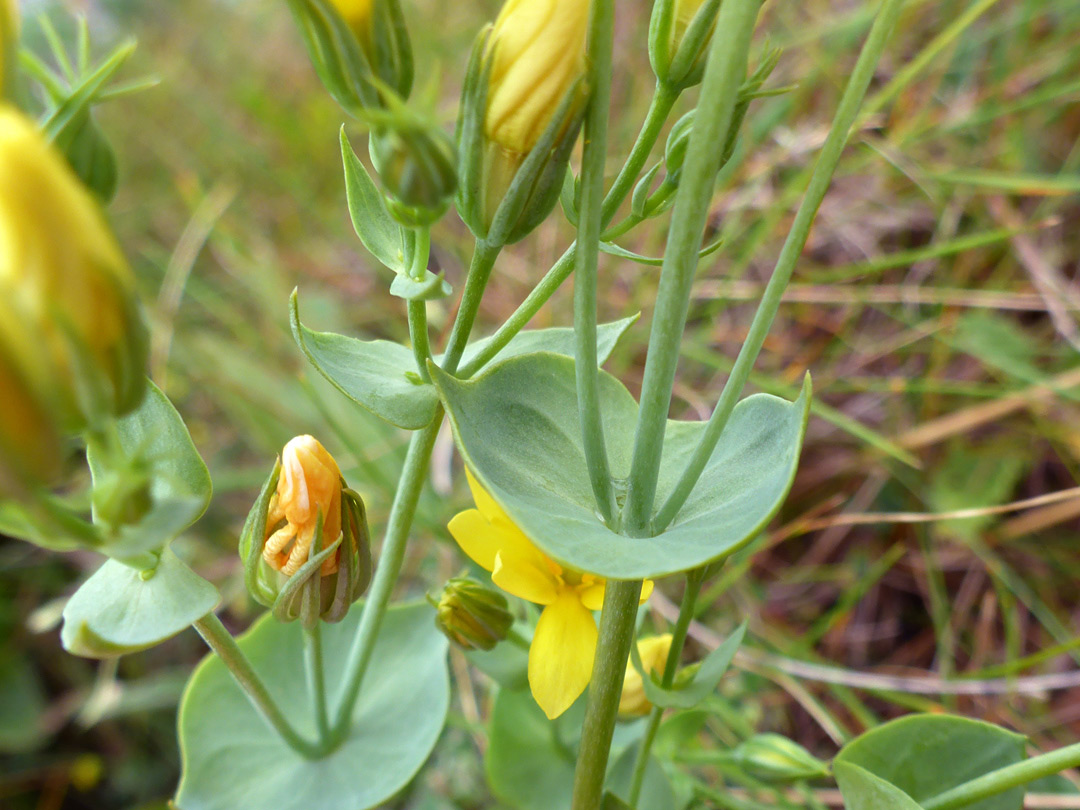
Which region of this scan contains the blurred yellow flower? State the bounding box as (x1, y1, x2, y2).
(264, 435, 344, 577)
(0, 347, 63, 498)
(484, 0, 589, 155)
(0, 106, 146, 428)
(619, 634, 673, 716)
(449, 469, 654, 719)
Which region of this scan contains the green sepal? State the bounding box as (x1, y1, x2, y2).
(600, 234, 722, 267)
(630, 622, 745, 709)
(270, 515, 343, 629)
(389, 269, 452, 300)
(454, 26, 494, 240)
(60, 546, 219, 659)
(833, 714, 1027, 810)
(286, 0, 379, 116)
(341, 127, 409, 273)
(292, 290, 638, 430)
(666, 0, 722, 90)
(88, 380, 212, 566)
(239, 460, 282, 608)
(630, 162, 663, 219)
(431, 353, 810, 579)
(560, 166, 580, 226)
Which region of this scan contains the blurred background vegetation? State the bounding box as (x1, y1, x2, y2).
(2, 0, 1080, 807)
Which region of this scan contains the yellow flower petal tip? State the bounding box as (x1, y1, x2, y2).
(529, 590, 598, 719)
(619, 634, 674, 717)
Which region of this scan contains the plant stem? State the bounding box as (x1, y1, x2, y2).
(441, 240, 501, 374)
(622, 0, 762, 537)
(570, 579, 644, 810)
(457, 84, 678, 381)
(329, 415, 441, 743)
(192, 612, 323, 759)
(651, 0, 905, 532)
(303, 623, 330, 745)
(408, 300, 432, 382)
(627, 569, 705, 805)
(921, 741, 1080, 810)
(574, 0, 617, 524)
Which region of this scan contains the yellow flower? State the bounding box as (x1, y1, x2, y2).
(328, 0, 374, 46)
(619, 634, 673, 716)
(672, 0, 706, 44)
(0, 106, 146, 427)
(263, 435, 344, 577)
(0, 347, 63, 497)
(449, 469, 653, 719)
(484, 0, 589, 155)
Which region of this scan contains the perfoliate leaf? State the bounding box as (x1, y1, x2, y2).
(834, 714, 1027, 810)
(61, 546, 219, 658)
(292, 290, 638, 430)
(834, 762, 925, 810)
(176, 602, 449, 810)
(431, 353, 810, 579)
(389, 269, 453, 301)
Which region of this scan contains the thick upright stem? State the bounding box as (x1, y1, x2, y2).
(622, 0, 762, 537)
(627, 571, 705, 806)
(570, 579, 644, 810)
(303, 624, 330, 745)
(329, 416, 441, 742)
(652, 0, 906, 532)
(574, 0, 617, 523)
(922, 742, 1080, 810)
(193, 612, 323, 759)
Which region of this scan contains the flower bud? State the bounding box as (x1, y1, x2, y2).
(736, 734, 831, 783)
(369, 124, 457, 226)
(433, 577, 514, 652)
(649, 0, 720, 90)
(0, 106, 147, 433)
(240, 436, 372, 628)
(289, 0, 413, 117)
(619, 634, 673, 717)
(456, 0, 588, 245)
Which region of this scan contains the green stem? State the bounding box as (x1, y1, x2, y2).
(622, 0, 763, 537)
(408, 300, 432, 382)
(193, 612, 323, 759)
(922, 742, 1080, 810)
(441, 240, 501, 374)
(627, 570, 705, 806)
(329, 415, 442, 744)
(303, 623, 330, 745)
(570, 579, 644, 810)
(574, 0, 617, 524)
(457, 84, 677, 381)
(651, 0, 905, 532)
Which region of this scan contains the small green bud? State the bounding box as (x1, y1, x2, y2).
(370, 125, 457, 226)
(649, 0, 721, 91)
(736, 734, 830, 783)
(434, 577, 513, 652)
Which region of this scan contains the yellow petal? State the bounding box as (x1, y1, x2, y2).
(464, 467, 511, 525)
(528, 589, 597, 719)
(639, 579, 654, 604)
(447, 509, 506, 572)
(493, 549, 559, 605)
(578, 577, 605, 611)
(619, 634, 673, 716)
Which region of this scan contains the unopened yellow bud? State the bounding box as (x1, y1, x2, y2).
(672, 0, 707, 46)
(263, 435, 344, 577)
(619, 634, 673, 716)
(0, 106, 146, 429)
(485, 0, 589, 155)
(329, 0, 374, 41)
